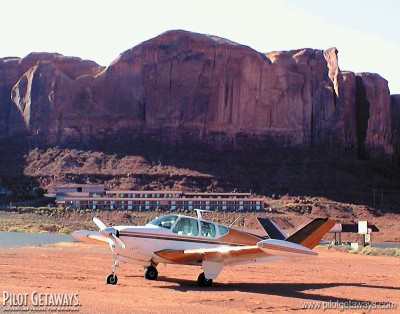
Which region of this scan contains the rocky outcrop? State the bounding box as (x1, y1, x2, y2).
(1, 54, 105, 138)
(0, 30, 399, 161)
(391, 95, 400, 164)
(356, 73, 393, 159)
(0, 57, 22, 136)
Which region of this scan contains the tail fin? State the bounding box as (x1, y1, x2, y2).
(257, 217, 286, 240)
(286, 218, 335, 249)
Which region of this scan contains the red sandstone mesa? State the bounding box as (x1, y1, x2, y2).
(0, 30, 398, 160)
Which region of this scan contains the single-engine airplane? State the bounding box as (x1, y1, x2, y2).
(72, 210, 334, 287)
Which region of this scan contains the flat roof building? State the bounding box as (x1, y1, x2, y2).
(58, 189, 264, 212)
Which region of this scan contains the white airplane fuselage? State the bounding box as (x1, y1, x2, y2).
(112, 223, 261, 266)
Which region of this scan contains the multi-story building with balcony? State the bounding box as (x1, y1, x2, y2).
(58, 188, 265, 212)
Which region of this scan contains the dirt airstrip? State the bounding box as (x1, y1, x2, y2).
(0, 242, 399, 314)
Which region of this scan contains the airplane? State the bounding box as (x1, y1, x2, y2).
(72, 210, 335, 287)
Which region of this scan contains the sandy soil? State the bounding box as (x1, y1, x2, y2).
(0, 242, 399, 314)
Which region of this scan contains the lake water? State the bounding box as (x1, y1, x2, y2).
(370, 242, 400, 248)
(0, 231, 76, 247)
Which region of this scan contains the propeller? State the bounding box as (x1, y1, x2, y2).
(93, 217, 126, 249)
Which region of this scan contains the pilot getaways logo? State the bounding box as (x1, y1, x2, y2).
(2, 290, 81, 312)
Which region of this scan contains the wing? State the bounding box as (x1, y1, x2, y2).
(155, 238, 316, 266)
(155, 245, 264, 265)
(72, 230, 112, 245)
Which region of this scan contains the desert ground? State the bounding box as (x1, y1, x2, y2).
(0, 242, 398, 314)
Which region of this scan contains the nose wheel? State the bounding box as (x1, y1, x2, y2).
(105, 254, 119, 285)
(106, 273, 118, 285)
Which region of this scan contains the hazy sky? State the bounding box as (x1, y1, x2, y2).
(1, 0, 399, 93)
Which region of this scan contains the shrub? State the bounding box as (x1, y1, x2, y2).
(58, 227, 72, 234)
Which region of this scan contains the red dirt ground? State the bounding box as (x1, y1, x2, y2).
(1, 242, 398, 313)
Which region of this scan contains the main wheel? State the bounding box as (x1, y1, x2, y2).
(106, 273, 118, 285)
(144, 266, 158, 280)
(197, 272, 213, 287)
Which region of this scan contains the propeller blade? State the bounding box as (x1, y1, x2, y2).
(112, 234, 126, 249)
(92, 217, 126, 250)
(93, 217, 107, 230)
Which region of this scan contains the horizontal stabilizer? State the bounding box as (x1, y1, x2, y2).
(256, 217, 286, 240)
(257, 239, 317, 256)
(286, 218, 335, 249)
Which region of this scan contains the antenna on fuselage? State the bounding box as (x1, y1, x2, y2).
(194, 209, 212, 219)
(229, 215, 244, 227)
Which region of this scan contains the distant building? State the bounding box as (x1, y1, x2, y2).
(57, 189, 265, 212)
(47, 184, 105, 201)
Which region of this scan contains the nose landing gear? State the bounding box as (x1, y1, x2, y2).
(106, 273, 118, 284)
(105, 254, 119, 285)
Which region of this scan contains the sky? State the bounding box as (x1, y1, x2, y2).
(1, 0, 400, 94)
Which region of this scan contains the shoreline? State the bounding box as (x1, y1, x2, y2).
(1, 207, 399, 242)
(0, 231, 75, 247)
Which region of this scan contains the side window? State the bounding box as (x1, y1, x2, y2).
(218, 225, 228, 236)
(200, 221, 216, 237)
(172, 218, 198, 236)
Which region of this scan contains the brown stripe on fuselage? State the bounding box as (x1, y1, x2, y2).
(119, 227, 263, 246)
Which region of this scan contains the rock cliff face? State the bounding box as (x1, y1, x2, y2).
(0, 30, 398, 161)
(1, 53, 105, 138)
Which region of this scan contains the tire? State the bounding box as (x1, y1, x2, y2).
(106, 273, 118, 285)
(197, 272, 213, 287)
(144, 266, 158, 280)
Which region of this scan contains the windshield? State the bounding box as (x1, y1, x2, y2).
(147, 215, 178, 229)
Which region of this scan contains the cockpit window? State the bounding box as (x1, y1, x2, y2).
(147, 215, 178, 229)
(172, 217, 199, 236)
(200, 221, 216, 237)
(218, 225, 228, 236)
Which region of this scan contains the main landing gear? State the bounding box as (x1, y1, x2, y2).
(197, 272, 213, 287)
(105, 257, 159, 284)
(104, 256, 211, 287)
(144, 266, 158, 280)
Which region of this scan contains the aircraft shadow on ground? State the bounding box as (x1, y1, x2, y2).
(155, 277, 398, 303)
